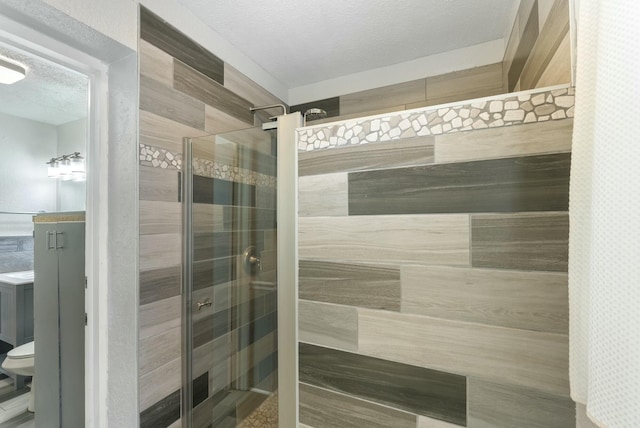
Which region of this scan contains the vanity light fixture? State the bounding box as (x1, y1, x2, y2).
(47, 152, 86, 181)
(0, 58, 26, 85)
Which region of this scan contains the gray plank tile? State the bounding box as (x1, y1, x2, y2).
(348, 153, 570, 215)
(299, 136, 434, 176)
(140, 7, 223, 85)
(509, 3, 539, 90)
(418, 415, 464, 428)
(299, 383, 417, 428)
(139, 296, 181, 341)
(223, 63, 285, 111)
(205, 104, 255, 135)
(174, 60, 254, 124)
(358, 308, 569, 396)
(401, 265, 568, 333)
(299, 300, 358, 351)
(299, 214, 470, 266)
(299, 260, 400, 311)
(340, 79, 426, 116)
(139, 357, 181, 412)
(425, 62, 504, 106)
(468, 378, 575, 428)
(139, 265, 181, 306)
(140, 233, 181, 271)
(310, 104, 407, 126)
(140, 75, 205, 130)
(139, 388, 180, 428)
(300, 343, 466, 425)
(299, 173, 348, 217)
(471, 213, 569, 272)
(434, 119, 573, 163)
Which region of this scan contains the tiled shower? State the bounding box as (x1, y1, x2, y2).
(136, 3, 575, 427)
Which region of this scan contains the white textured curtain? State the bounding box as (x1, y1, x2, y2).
(569, 0, 640, 427)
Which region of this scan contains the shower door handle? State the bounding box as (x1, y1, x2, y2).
(196, 298, 212, 310)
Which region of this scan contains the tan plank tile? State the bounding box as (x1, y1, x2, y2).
(519, 0, 570, 90)
(140, 109, 208, 153)
(401, 265, 568, 333)
(223, 63, 285, 109)
(418, 415, 464, 428)
(139, 39, 173, 87)
(468, 377, 575, 427)
(139, 164, 179, 202)
(140, 233, 181, 271)
(139, 357, 181, 411)
(311, 104, 406, 126)
(141, 74, 205, 130)
(340, 79, 426, 116)
(139, 295, 181, 340)
(434, 119, 573, 163)
(426, 63, 504, 105)
(139, 326, 181, 376)
(299, 173, 348, 217)
(205, 104, 254, 135)
(536, 31, 572, 88)
(299, 300, 358, 351)
(299, 215, 470, 266)
(140, 200, 181, 235)
(358, 308, 569, 396)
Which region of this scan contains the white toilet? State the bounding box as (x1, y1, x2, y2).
(2, 341, 35, 412)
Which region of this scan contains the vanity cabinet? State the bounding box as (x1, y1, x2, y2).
(0, 281, 34, 347)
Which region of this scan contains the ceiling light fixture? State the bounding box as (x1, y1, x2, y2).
(0, 58, 25, 85)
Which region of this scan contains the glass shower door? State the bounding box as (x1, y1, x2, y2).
(185, 126, 278, 428)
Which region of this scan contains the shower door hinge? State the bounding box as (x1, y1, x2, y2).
(84, 313, 87, 326)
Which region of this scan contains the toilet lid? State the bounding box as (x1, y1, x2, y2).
(7, 341, 34, 359)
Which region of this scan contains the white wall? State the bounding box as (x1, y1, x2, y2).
(57, 118, 87, 211)
(0, 112, 57, 236)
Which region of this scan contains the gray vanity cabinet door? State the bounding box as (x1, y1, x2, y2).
(56, 222, 85, 428)
(34, 224, 61, 425)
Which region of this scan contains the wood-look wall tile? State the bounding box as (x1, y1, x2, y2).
(348, 153, 570, 215)
(222, 207, 276, 231)
(141, 75, 205, 130)
(536, 31, 571, 88)
(471, 213, 569, 272)
(502, 16, 521, 91)
(223, 63, 285, 111)
(468, 378, 575, 428)
(140, 200, 181, 235)
(401, 265, 568, 333)
(357, 308, 569, 396)
(418, 415, 464, 428)
(299, 301, 358, 351)
(299, 215, 470, 266)
(174, 60, 254, 124)
(140, 110, 207, 153)
(299, 173, 348, 217)
(290, 97, 340, 119)
(140, 7, 223, 85)
(299, 383, 417, 428)
(192, 175, 256, 207)
(205, 105, 254, 136)
(299, 136, 434, 177)
(340, 79, 426, 116)
(519, 0, 570, 90)
(299, 260, 400, 311)
(140, 165, 179, 202)
(193, 203, 224, 234)
(300, 343, 466, 425)
(509, 3, 539, 91)
(140, 388, 180, 428)
(192, 372, 209, 408)
(140, 265, 181, 306)
(425, 63, 504, 106)
(576, 403, 600, 428)
(139, 326, 181, 376)
(232, 332, 277, 383)
(309, 104, 406, 126)
(193, 257, 236, 290)
(139, 357, 181, 412)
(139, 296, 181, 341)
(140, 233, 181, 271)
(139, 39, 173, 87)
(434, 119, 573, 164)
(193, 333, 231, 382)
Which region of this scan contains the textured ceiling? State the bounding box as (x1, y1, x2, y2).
(176, 0, 518, 88)
(0, 42, 88, 125)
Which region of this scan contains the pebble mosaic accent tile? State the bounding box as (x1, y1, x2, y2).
(297, 86, 574, 152)
(139, 143, 276, 188)
(238, 391, 278, 428)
